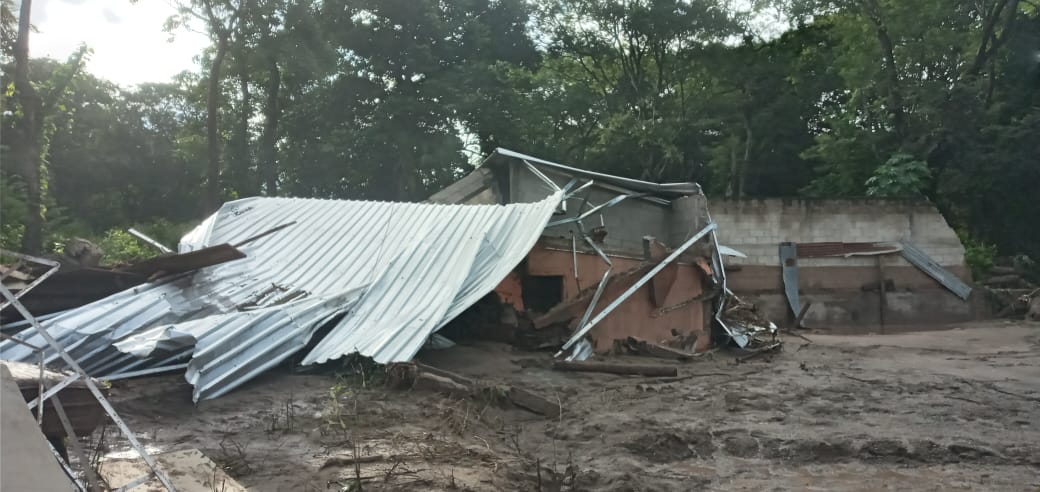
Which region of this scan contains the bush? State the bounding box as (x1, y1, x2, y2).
(958, 231, 997, 280)
(97, 229, 155, 266)
(865, 153, 931, 198)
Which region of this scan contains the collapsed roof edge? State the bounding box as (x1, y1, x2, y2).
(487, 148, 703, 198)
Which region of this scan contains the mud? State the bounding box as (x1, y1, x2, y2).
(101, 321, 1040, 491)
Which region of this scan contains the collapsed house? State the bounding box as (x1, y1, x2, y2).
(430, 149, 731, 354)
(1, 149, 975, 403)
(1, 149, 744, 402)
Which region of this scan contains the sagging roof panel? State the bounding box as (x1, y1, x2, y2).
(2, 193, 563, 401)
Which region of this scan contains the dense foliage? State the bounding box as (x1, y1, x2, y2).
(1, 0, 1037, 262)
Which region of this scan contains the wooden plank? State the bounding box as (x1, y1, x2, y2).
(507, 386, 562, 418)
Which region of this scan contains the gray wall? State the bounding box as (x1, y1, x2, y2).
(703, 198, 967, 268)
(673, 198, 976, 330)
(510, 163, 676, 256)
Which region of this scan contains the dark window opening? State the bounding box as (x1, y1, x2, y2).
(522, 275, 564, 314)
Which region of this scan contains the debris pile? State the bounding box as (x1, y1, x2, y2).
(2, 193, 565, 402)
(982, 255, 1039, 321)
(721, 295, 779, 347)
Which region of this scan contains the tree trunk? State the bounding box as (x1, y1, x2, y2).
(260, 56, 280, 195)
(859, 0, 907, 138)
(13, 0, 44, 254)
(206, 33, 230, 212)
(235, 68, 256, 195)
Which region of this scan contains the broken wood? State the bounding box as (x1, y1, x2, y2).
(506, 386, 561, 418)
(551, 360, 678, 377)
(623, 336, 697, 361)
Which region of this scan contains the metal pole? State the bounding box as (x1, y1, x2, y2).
(128, 228, 173, 254)
(523, 160, 561, 192)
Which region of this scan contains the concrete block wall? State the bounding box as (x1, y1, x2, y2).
(671, 198, 976, 329)
(701, 199, 967, 269)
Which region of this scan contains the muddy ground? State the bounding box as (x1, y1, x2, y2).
(101, 321, 1040, 491)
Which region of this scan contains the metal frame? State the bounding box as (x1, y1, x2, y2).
(0, 249, 61, 312)
(0, 251, 178, 491)
(521, 170, 728, 359)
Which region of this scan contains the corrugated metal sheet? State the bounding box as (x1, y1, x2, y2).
(899, 241, 972, 300)
(1, 193, 563, 401)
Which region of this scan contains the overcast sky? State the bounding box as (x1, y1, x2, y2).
(28, 0, 209, 87)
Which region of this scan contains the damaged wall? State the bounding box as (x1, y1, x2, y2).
(510, 165, 675, 257)
(700, 199, 976, 330)
(435, 153, 717, 354)
(521, 245, 709, 353)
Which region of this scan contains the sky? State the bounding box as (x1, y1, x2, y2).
(28, 0, 209, 87)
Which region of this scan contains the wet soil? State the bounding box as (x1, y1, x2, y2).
(102, 320, 1040, 491)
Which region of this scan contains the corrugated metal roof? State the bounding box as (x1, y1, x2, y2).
(2, 193, 563, 401)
